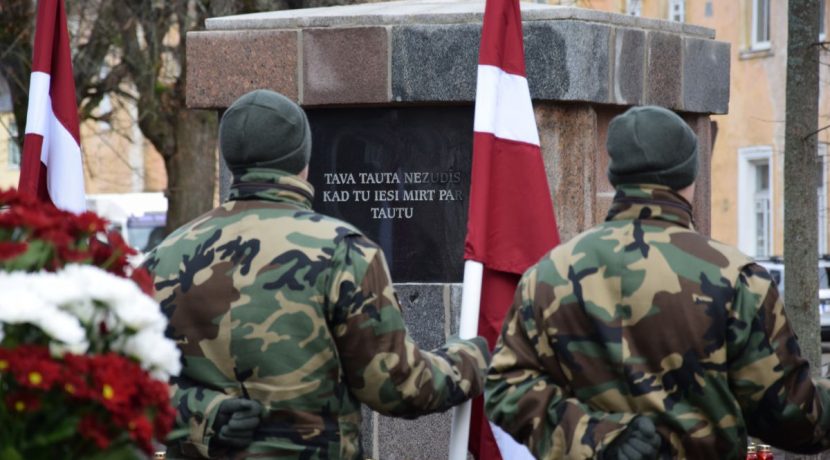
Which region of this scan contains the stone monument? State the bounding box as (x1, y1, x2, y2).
(186, 1, 729, 458)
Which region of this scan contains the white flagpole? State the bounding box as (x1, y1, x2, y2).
(448, 260, 484, 460)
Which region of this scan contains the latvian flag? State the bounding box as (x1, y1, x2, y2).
(19, 0, 86, 213)
(464, 0, 560, 457)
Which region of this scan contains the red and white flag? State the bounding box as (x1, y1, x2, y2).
(19, 0, 86, 213)
(464, 0, 560, 457)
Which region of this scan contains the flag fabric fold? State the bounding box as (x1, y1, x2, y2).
(19, 0, 86, 213)
(464, 0, 560, 457)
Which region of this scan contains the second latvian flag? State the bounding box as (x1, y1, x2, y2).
(19, 0, 86, 213)
(464, 0, 561, 457)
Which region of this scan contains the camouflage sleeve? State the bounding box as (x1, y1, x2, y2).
(728, 263, 830, 454)
(166, 374, 234, 458)
(327, 235, 490, 417)
(485, 270, 637, 460)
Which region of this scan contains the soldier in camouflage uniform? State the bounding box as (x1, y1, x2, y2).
(143, 90, 490, 459)
(485, 106, 830, 459)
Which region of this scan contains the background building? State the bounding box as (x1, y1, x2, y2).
(0, 78, 21, 190)
(0, 77, 167, 195)
(710, 0, 828, 259)
(564, 0, 830, 259)
(0, 74, 168, 248)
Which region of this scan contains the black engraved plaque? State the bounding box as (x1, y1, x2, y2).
(307, 106, 474, 282)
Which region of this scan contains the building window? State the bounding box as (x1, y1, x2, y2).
(6, 120, 20, 170)
(96, 94, 112, 132)
(626, 0, 642, 16)
(752, 0, 771, 50)
(753, 163, 771, 257)
(819, 145, 828, 254)
(668, 0, 685, 23)
(739, 147, 773, 258)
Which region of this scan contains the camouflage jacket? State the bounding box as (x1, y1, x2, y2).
(144, 169, 489, 459)
(485, 184, 830, 459)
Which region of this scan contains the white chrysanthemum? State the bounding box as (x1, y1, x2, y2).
(122, 328, 181, 379)
(113, 292, 168, 332)
(54, 265, 151, 332)
(32, 309, 88, 352)
(0, 273, 42, 307)
(0, 286, 49, 320)
(59, 298, 96, 325)
(0, 266, 175, 371)
(49, 339, 90, 356)
(61, 265, 167, 332)
(0, 284, 88, 353)
(37, 270, 85, 304)
(38, 271, 95, 322)
(65, 265, 137, 306)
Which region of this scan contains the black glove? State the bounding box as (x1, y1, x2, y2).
(212, 398, 263, 450)
(601, 416, 661, 460)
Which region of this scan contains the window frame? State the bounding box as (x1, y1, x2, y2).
(626, 0, 642, 17)
(738, 146, 774, 258)
(668, 0, 685, 23)
(751, 0, 772, 51)
(6, 119, 20, 171)
(819, 144, 828, 255)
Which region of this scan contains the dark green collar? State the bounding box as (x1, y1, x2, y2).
(605, 184, 694, 229)
(228, 168, 314, 209)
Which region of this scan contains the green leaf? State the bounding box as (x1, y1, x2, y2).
(28, 417, 78, 446)
(4, 240, 53, 271)
(0, 446, 23, 460)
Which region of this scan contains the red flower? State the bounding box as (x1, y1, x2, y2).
(2, 346, 61, 391)
(0, 241, 27, 260)
(2, 188, 40, 207)
(61, 356, 93, 399)
(0, 210, 24, 229)
(57, 246, 93, 264)
(37, 228, 74, 248)
(139, 378, 171, 406)
(0, 188, 22, 205)
(72, 212, 108, 234)
(154, 401, 176, 439)
(130, 267, 155, 296)
(78, 414, 111, 450)
(89, 354, 140, 412)
(4, 345, 49, 362)
(62, 352, 91, 375)
(135, 377, 175, 437)
(128, 416, 155, 454)
(88, 231, 136, 277)
(13, 359, 62, 390)
(4, 392, 41, 413)
(14, 206, 60, 232)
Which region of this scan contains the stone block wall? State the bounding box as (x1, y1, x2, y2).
(187, 1, 729, 116)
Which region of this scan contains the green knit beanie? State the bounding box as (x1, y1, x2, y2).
(219, 89, 311, 174)
(606, 105, 698, 190)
